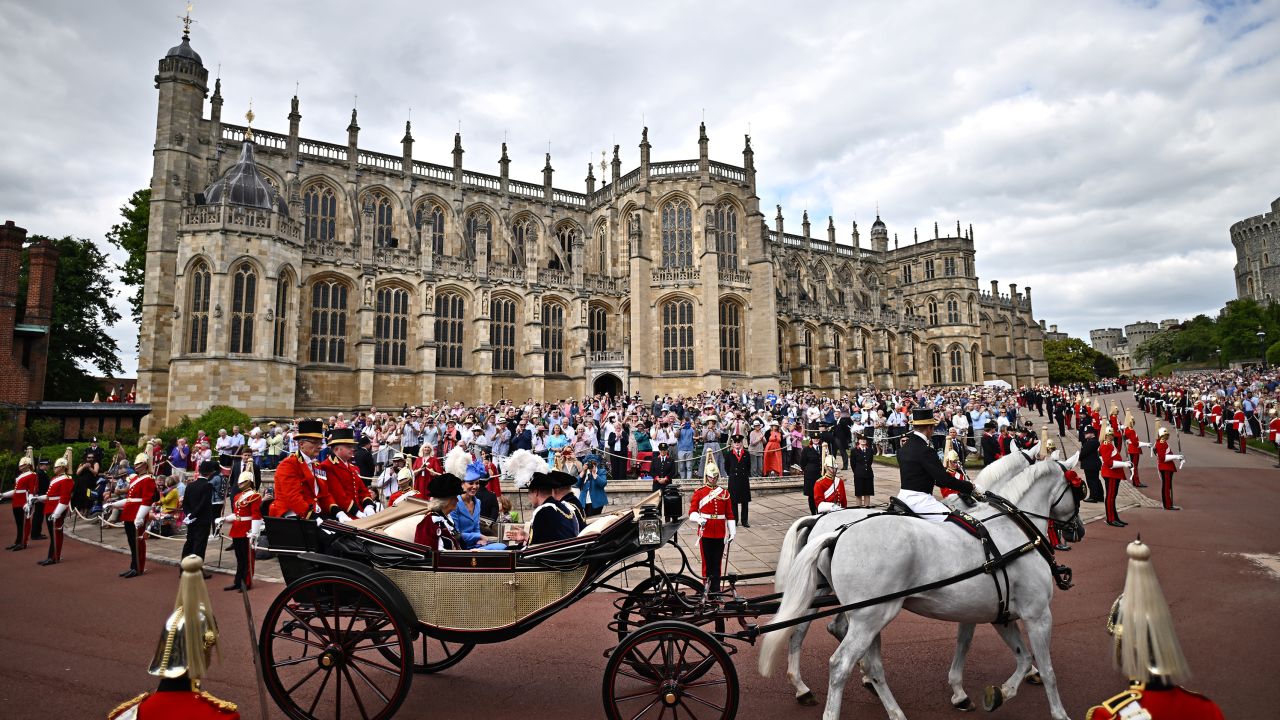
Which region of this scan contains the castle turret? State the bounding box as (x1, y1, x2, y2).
(870, 214, 888, 252)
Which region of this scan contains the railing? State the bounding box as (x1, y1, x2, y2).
(373, 245, 416, 268)
(553, 189, 587, 207)
(835, 244, 855, 256)
(717, 267, 751, 286)
(414, 161, 452, 181)
(650, 267, 701, 285)
(648, 160, 699, 178)
(589, 350, 626, 365)
(300, 138, 348, 161)
(509, 180, 543, 199)
(433, 256, 475, 277)
(583, 273, 627, 294)
(588, 183, 611, 206)
(709, 161, 746, 183)
(359, 150, 401, 171)
(182, 203, 301, 241)
(305, 239, 359, 264)
(463, 171, 500, 191)
(538, 267, 574, 288)
(618, 168, 641, 192)
(850, 310, 876, 325)
(489, 263, 526, 284)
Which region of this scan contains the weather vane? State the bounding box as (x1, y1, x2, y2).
(245, 99, 255, 142)
(179, 2, 195, 38)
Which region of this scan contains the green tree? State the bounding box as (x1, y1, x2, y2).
(104, 188, 149, 325)
(1135, 330, 1178, 366)
(1045, 337, 1100, 384)
(1215, 299, 1277, 363)
(21, 236, 123, 401)
(1094, 352, 1120, 379)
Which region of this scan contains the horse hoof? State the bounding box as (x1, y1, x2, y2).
(983, 686, 1004, 712)
(954, 697, 975, 712)
(1024, 671, 1043, 686)
(864, 680, 877, 695)
(796, 691, 817, 706)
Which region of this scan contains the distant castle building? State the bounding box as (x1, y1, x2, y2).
(1089, 320, 1180, 376)
(1232, 195, 1280, 303)
(135, 27, 1050, 431)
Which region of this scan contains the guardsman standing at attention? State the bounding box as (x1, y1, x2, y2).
(1086, 540, 1223, 719)
(35, 457, 74, 565)
(107, 555, 240, 720)
(269, 419, 326, 519)
(1268, 405, 1280, 469)
(1193, 397, 1206, 436)
(109, 453, 157, 578)
(1210, 399, 1224, 444)
(1153, 426, 1184, 511)
(1232, 400, 1248, 454)
(2, 456, 38, 551)
(1099, 424, 1130, 528)
(898, 408, 976, 520)
(1108, 401, 1121, 437)
(1122, 411, 1149, 488)
(218, 470, 262, 592)
(812, 444, 847, 513)
(688, 461, 735, 593)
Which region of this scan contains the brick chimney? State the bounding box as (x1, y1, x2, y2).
(0, 220, 26, 362)
(23, 236, 58, 400)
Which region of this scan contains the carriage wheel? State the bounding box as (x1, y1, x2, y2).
(261, 573, 413, 720)
(615, 573, 717, 641)
(603, 621, 738, 720)
(411, 634, 475, 674)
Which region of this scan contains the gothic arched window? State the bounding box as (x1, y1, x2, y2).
(510, 217, 534, 266)
(589, 305, 608, 353)
(551, 225, 576, 271)
(946, 297, 960, 324)
(950, 346, 964, 383)
(375, 287, 410, 367)
(543, 302, 566, 373)
(464, 209, 491, 260)
(718, 299, 742, 372)
(927, 298, 939, 326)
(303, 183, 337, 243)
(662, 298, 694, 372)
(187, 260, 211, 354)
(595, 221, 608, 274)
(491, 296, 517, 372)
(309, 280, 348, 364)
(716, 202, 738, 269)
(273, 270, 292, 358)
(229, 261, 257, 354)
(435, 292, 465, 369)
(416, 202, 446, 255)
(931, 346, 944, 384)
(368, 191, 394, 248)
(661, 198, 693, 268)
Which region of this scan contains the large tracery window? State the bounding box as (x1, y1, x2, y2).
(187, 260, 211, 353)
(417, 202, 446, 255)
(661, 199, 693, 268)
(368, 192, 395, 248)
(718, 299, 742, 372)
(465, 210, 491, 260)
(435, 292, 465, 369)
(491, 297, 517, 372)
(803, 328, 814, 366)
(950, 346, 964, 383)
(595, 221, 608, 274)
(927, 298, 939, 326)
(551, 225, 576, 271)
(309, 280, 348, 364)
(375, 287, 409, 367)
(944, 257, 957, 276)
(931, 346, 944, 384)
(588, 305, 608, 353)
(273, 272, 291, 358)
(303, 183, 337, 243)
(662, 298, 694, 372)
(229, 261, 257, 354)
(510, 217, 534, 266)
(946, 297, 960, 324)
(542, 302, 566, 373)
(715, 202, 738, 269)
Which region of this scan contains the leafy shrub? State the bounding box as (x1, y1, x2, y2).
(157, 405, 253, 447)
(23, 418, 64, 448)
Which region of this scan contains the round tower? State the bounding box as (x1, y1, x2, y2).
(870, 214, 889, 252)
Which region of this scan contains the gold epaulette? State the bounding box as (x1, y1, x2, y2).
(1084, 687, 1142, 719)
(198, 690, 239, 713)
(107, 693, 148, 720)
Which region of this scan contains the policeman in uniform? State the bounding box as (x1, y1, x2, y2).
(1086, 540, 1223, 719)
(722, 434, 753, 527)
(2, 456, 38, 550)
(35, 457, 73, 565)
(688, 461, 735, 593)
(650, 442, 678, 491)
(269, 419, 326, 519)
(217, 470, 262, 592)
(896, 407, 975, 520)
(811, 445, 847, 513)
(107, 555, 240, 720)
(109, 453, 157, 578)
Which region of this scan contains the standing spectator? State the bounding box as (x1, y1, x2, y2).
(248, 429, 267, 469)
(266, 426, 285, 468)
(850, 432, 876, 508)
(83, 437, 105, 469)
(169, 438, 191, 483)
(722, 434, 752, 528)
(800, 435, 824, 514)
(574, 456, 609, 517)
(762, 420, 783, 477)
(748, 420, 766, 477)
(676, 417, 695, 479)
(834, 410, 853, 470)
(354, 435, 376, 486)
(181, 459, 217, 575)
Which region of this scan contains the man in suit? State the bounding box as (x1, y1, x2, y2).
(833, 410, 853, 470)
(353, 435, 377, 488)
(980, 421, 1000, 466)
(650, 442, 678, 491)
(721, 434, 753, 528)
(180, 459, 218, 577)
(897, 408, 975, 520)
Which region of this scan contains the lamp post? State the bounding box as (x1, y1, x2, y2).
(1217, 347, 1222, 371)
(1258, 328, 1268, 371)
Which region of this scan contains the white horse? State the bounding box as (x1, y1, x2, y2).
(761, 457, 1082, 720)
(772, 450, 1072, 711)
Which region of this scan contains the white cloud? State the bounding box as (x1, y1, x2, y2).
(1, 0, 1278, 377)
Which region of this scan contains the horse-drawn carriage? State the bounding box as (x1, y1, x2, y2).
(260, 449, 1084, 720)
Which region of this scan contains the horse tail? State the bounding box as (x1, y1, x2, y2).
(775, 515, 817, 591)
(759, 529, 840, 677)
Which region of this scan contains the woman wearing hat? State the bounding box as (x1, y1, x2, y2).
(799, 432, 825, 514)
(850, 432, 876, 508)
(762, 420, 783, 478)
(413, 473, 464, 551)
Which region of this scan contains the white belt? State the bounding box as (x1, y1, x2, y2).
(234, 515, 254, 522)
(13, 490, 27, 496)
(125, 498, 144, 503)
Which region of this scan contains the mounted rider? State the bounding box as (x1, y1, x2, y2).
(896, 407, 976, 521)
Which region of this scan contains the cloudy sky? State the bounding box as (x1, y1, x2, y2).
(2, 0, 1278, 376)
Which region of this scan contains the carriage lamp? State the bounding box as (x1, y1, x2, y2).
(638, 506, 662, 546)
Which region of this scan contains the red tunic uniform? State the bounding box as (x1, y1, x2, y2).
(270, 453, 322, 518)
(319, 457, 361, 514)
(10, 470, 37, 510)
(1233, 410, 1248, 453)
(121, 474, 157, 523)
(688, 485, 734, 539)
(939, 469, 965, 499)
(1100, 441, 1124, 523)
(108, 689, 240, 719)
(41, 474, 72, 563)
(412, 455, 444, 497)
(1210, 403, 1224, 443)
(228, 490, 262, 539)
(1269, 416, 1280, 444)
(1085, 684, 1223, 720)
(812, 473, 848, 508)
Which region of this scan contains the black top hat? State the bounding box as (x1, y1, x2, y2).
(910, 407, 936, 426)
(37, 457, 49, 465)
(357, 435, 372, 447)
(327, 427, 357, 445)
(295, 419, 324, 440)
(427, 472, 464, 499)
(527, 471, 558, 492)
(547, 470, 577, 489)
(198, 459, 220, 476)
(218, 454, 235, 469)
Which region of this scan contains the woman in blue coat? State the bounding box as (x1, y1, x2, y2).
(451, 475, 507, 550)
(574, 455, 609, 517)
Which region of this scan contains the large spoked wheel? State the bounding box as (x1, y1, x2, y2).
(603, 621, 738, 720)
(261, 573, 413, 720)
(410, 633, 475, 674)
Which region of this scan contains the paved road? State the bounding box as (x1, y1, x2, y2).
(1, 412, 1276, 719)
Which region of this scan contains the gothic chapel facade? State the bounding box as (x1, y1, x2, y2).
(137, 31, 1048, 431)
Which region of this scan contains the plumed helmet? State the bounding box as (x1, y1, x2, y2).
(703, 459, 721, 484)
(1157, 425, 1170, 438)
(944, 449, 960, 465)
(17, 456, 33, 469)
(1108, 540, 1190, 685)
(134, 452, 151, 468)
(149, 556, 219, 680)
(53, 457, 69, 469)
